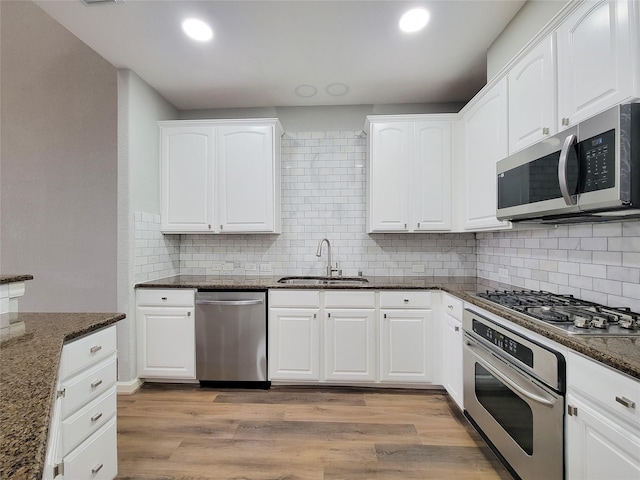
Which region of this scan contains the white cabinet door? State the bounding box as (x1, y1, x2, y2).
(137, 306, 195, 379)
(566, 393, 640, 480)
(459, 78, 511, 231)
(557, 0, 636, 128)
(367, 122, 411, 232)
(269, 308, 320, 381)
(160, 126, 215, 233)
(442, 314, 463, 409)
(508, 35, 556, 153)
(380, 309, 433, 383)
(414, 121, 452, 231)
(217, 125, 277, 233)
(324, 309, 376, 382)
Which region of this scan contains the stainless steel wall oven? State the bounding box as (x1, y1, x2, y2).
(463, 309, 566, 480)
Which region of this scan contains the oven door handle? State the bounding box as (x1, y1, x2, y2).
(465, 340, 556, 407)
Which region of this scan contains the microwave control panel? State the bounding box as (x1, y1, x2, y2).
(580, 129, 616, 192)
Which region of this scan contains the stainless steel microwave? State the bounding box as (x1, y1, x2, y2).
(496, 102, 640, 223)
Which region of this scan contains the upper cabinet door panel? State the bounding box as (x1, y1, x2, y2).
(557, 0, 634, 127)
(368, 123, 411, 232)
(414, 121, 452, 230)
(161, 127, 215, 232)
(217, 125, 274, 232)
(508, 35, 556, 153)
(461, 78, 510, 231)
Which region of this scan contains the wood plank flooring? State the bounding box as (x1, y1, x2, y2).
(116, 384, 513, 480)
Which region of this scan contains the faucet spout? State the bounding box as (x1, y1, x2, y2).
(316, 238, 334, 277)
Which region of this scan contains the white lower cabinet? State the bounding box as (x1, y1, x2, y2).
(566, 351, 640, 480)
(268, 290, 321, 381)
(136, 289, 196, 380)
(269, 307, 321, 381)
(324, 291, 376, 382)
(268, 289, 434, 386)
(45, 326, 118, 480)
(441, 294, 463, 409)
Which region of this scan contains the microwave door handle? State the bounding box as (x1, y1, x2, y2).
(558, 133, 578, 206)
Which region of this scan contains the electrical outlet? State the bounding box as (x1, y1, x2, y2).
(260, 263, 272, 273)
(245, 263, 257, 271)
(223, 262, 234, 271)
(499, 268, 509, 279)
(211, 263, 222, 271)
(412, 264, 425, 273)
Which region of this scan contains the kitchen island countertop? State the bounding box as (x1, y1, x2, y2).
(0, 312, 125, 480)
(0, 275, 34, 284)
(137, 275, 640, 380)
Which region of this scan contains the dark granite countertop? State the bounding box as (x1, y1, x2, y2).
(137, 275, 640, 380)
(0, 312, 125, 479)
(0, 275, 34, 285)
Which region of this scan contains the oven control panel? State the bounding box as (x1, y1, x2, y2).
(472, 319, 534, 367)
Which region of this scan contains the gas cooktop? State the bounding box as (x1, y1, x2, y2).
(476, 290, 640, 336)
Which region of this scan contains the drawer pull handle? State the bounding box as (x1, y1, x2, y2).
(90, 345, 102, 354)
(161, 297, 168, 301)
(91, 379, 103, 389)
(91, 412, 103, 423)
(448, 304, 453, 309)
(92, 463, 104, 475)
(403, 299, 409, 303)
(454, 326, 459, 332)
(615, 396, 636, 409)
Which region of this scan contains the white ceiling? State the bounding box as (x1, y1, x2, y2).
(35, 0, 526, 110)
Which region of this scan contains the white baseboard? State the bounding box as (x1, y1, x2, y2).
(117, 378, 144, 395)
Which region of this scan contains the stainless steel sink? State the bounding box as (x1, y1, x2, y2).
(277, 276, 369, 286)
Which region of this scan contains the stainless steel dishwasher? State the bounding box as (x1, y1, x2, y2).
(195, 291, 268, 387)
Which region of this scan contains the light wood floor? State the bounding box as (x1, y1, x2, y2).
(116, 384, 513, 480)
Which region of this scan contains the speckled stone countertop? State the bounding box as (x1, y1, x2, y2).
(0, 275, 34, 285)
(137, 275, 640, 380)
(0, 312, 125, 479)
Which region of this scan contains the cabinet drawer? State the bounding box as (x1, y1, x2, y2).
(61, 355, 117, 418)
(60, 326, 117, 380)
(569, 351, 640, 426)
(443, 293, 463, 320)
(380, 291, 432, 309)
(324, 291, 375, 308)
(62, 387, 116, 457)
(64, 418, 117, 480)
(269, 290, 320, 308)
(136, 288, 195, 307)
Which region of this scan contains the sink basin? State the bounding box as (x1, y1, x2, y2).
(277, 276, 369, 286)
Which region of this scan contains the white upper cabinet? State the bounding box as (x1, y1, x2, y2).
(458, 78, 511, 232)
(367, 121, 412, 232)
(217, 125, 278, 233)
(414, 121, 453, 231)
(508, 35, 556, 153)
(160, 126, 215, 233)
(557, 0, 639, 129)
(160, 119, 282, 234)
(366, 116, 453, 233)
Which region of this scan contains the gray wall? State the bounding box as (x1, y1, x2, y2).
(0, 0, 118, 312)
(487, 0, 569, 80)
(117, 69, 178, 383)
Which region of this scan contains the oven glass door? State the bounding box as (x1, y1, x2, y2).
(475, 363, 534, 454)
(464, 335, 564, 480)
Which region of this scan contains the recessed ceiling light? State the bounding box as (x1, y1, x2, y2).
(294, 84, 318, 98)
(399, 8, 430, 33)
(325, 83, 349, 96)
(181, 18, 213, 42)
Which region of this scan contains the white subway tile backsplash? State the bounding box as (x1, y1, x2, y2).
(173, 131, 476, 278)
(477, 219, 640, 309)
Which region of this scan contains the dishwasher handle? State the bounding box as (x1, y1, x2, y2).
(196, 299, 264, 306)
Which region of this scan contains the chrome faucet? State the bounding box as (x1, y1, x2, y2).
(316, 238, 338, 277)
